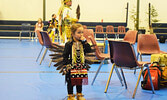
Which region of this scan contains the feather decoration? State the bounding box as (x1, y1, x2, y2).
(49, 48, 64, 52)
(76, 4, 80, 19)
(56, 64, 64, 70)
(54, 60, 64, 67)
(52, 58, 63, 63)
(52, 43, 64, 49)
(51, 55, 63, 59)
(49, 47, 64, 51)
(49, 53, 63, 56)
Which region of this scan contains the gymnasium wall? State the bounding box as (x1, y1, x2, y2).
(0, 0, 166, 29)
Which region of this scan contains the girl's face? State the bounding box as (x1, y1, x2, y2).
(73, 27, 84, 41)
(38, 19, 42, 23)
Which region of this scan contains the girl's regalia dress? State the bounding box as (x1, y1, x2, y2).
(69, 41, 88, 85)
(49, 40, 95, 85)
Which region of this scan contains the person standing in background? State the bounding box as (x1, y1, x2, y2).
(47, 14, 58, 42)
(58, 0, 78, 43)
(34, 18, 44, 41)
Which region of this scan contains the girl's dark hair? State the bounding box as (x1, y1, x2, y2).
(52, 14, 55, 17)
(71, 23, 83, 34)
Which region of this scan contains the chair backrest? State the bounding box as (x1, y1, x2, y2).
(123, 30, 137, 44)
(137, 34, 160, 54)
(36, 30, 43, 45)
(21, 23, 31, 32)
(40, 32, 52, 48)
(83, 29, 91, 43)
(83, 29, 95, 43)
(117, 26, 126, 34)
(95, 25, 104, 33)
(108, 40, 114, 63)
(106, 25, 114, 34)
(88, 29, 95, 38)
(88, 36, 104, 59)
(109, 40, 138, 68)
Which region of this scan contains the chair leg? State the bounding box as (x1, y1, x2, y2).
(134, 68, 137, 74)
(136, 53, 139, 61)
(91, 59, 105, 85)
(29, 32, 31, 40)
(36, 46, 44, 62)
(115, 67, 124, 86)
(94, 34, 96, 40)
(39, 48, 48, 65)
(132, 45, 136, 55)
(105, 34, 107, 39)
(104, 63, 115, 93)
(134, 53, 140, 74)
(145, 64, 155, 94)
(132, 67, 144, 99)
(120, 68, 127, 89)
(139, 54, 142, 61)
(116, 34, 119, 39)
(31, 32, 34, 41)
(19, 32, 22, 41)
(48, 59, 53, 67)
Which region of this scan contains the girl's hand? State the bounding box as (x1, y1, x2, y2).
(80, 36, 86, 41)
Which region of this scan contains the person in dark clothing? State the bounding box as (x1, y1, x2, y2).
(47, 14, 58, 42)
(63, 23, 91, 100)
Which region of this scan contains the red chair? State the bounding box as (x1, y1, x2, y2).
(36, 30, 44, 62)
(117, 26, 126, 39)
(88, 36, 123, 85)
(106, 25, 115, 39)
(123, 30, 138, 55)
(40, 32, 61, 66)
(95, 25, 104, 40)
(123, 30, 137, 45)
(83, 29, 94, 43)
(137, 34, 166, 61)
(105, 40, 155, 99)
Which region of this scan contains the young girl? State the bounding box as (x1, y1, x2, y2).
(35, 18, 44, 41)
(63, 23, 92, 100)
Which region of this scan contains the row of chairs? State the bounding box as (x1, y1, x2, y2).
(83, 29, 166, 98)
(19, 23, 125, 41)
(83, 25, 126, 40)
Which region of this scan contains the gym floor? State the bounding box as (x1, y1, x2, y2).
(0, 39, 167, 100)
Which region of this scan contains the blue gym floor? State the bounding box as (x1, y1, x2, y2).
(0, 39, 167, 100)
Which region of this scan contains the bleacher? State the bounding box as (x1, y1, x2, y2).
(0, 20, 129, 38)
(152, 23, 167, 39)
(0, 20, 48, 37)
